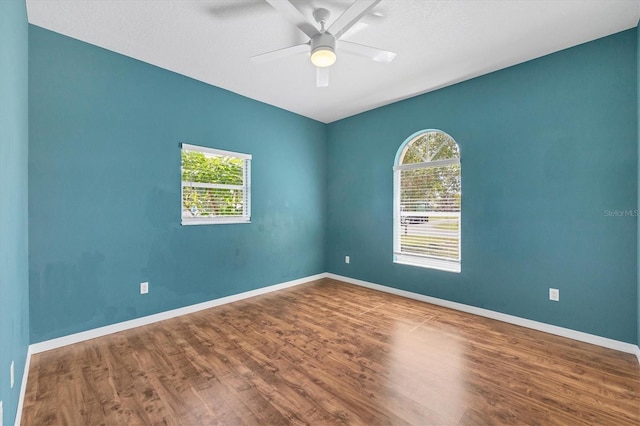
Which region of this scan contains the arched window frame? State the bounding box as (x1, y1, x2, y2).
(393, 130, 461, 273)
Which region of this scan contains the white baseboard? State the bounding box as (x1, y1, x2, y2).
(25, 270, 640, 359)
(13, 346, 32, 426)
(29, 273, 327, 355)
(327, 273, 640, 358)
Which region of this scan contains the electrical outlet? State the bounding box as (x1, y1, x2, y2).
(549, 288, 559, 302)
(345, 255, 350, 264)
(10, 361, 14, 388)
(140, 282, 149, 294)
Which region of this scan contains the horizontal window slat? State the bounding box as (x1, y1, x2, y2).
(183, 181, 245, 190)
(394, 157, 459, 171)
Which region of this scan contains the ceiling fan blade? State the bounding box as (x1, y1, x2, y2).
(317, 67, 329, 87)
(251, 43, 309, 64)
(339, 40, 396, 63)
(265, 0, 319, 39)
(328, 0, 382, 40)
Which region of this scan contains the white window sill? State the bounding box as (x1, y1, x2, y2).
(394, 255, 461, 273)
(182, 218, 251, 226)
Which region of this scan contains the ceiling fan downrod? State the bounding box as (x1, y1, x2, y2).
(310, 8, 336, 67)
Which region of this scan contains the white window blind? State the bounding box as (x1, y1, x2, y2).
(181, 143, 251, 225)
(393, 132, 461, 272)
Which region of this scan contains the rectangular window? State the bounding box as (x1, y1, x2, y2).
(181, 143, 251, 225)
(394, 159, 461, 272)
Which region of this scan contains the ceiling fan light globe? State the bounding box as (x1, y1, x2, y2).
(311, 47, 336, 67)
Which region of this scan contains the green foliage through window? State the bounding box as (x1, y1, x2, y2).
(181, 151, 243, 185)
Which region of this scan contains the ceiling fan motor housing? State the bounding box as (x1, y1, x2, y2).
(310, 32, 336, 67)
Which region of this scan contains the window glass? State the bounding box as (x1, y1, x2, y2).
(181, 144, 251, 225)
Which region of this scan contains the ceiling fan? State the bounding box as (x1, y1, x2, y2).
(251, 0, 396, 87)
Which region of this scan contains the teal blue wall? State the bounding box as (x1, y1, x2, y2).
(29, 26, 326, 343)
(0, 1, 30, 424)
(327, 29, 638, 343)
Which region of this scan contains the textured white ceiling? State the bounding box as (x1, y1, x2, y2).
(26, 0, 640, 123)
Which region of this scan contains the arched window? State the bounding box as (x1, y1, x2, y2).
(393, 130, 461, 272)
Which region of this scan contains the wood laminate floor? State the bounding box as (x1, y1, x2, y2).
(22, 278, 640, 425)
